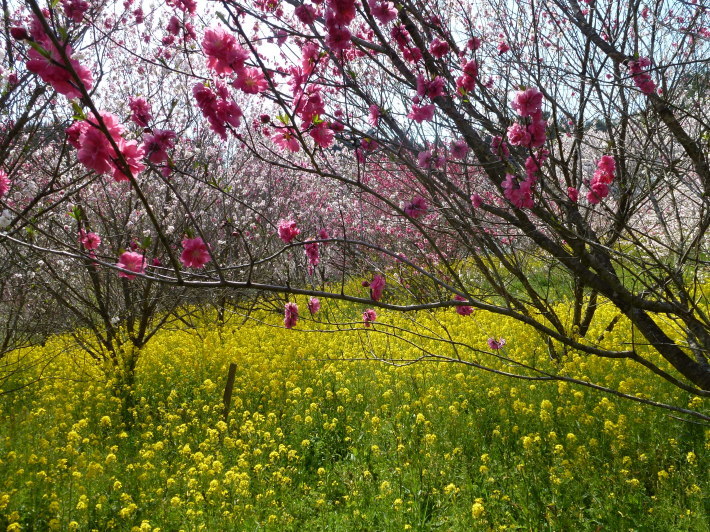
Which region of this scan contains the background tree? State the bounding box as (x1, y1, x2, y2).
(1, 0, 708, 418)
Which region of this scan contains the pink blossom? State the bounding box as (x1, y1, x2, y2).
(128, 97, 152, 127)
(628, 57, 656, 94)
(327, 0, 357, 25)
(369, 0, 398, 24)
(76, 125, 114, 175)
(143, 129, 176, 164)
(71, 112, 145, 181)
(490, 136, 509, 159)
(79, 229, 101, 250)
(305, 242, 320, 266)
(318, 228, 330, 240)
(402, 46, 422, 63)
(497, 41, 510, 54)
(487, 337, 506, 349)
(368, 104, 381, 127)
(193, 82, 243, 139)
(454, 294, 473, 316)
(527, 115, 547, 148)
(511, 87, 544, 117)
(416, 75, 445, 99)
(506, 122, 531, 147)
(467, 36, 481, 50)
(284, 302, 299, 329)
(168, 0, 197, 14)
(363, 308, 377, 327)
(404, 196, 428, 218)
(116, 251, 145, 279)
(471, 193, 483, 208)
(417, 150, 434, 168)
(586, 155, 615, 203)
(307, 297, 321, 314)
(26, 40, 93, 99)
(325, 25, 352, 52)
(0, 170, 10, 197)
(450, 139, 469, 160)
(587, 182, 609, 204)
(370, 274, 386, 301)
(295, 4, 318, 25)
(166, 15, 181, 36)
(456, 74, 476, 93)
(429, 38, 450, 58)
(278, 219, 300, 243)
(233, 68, 268, 94)
(202, 27, 248, 75)
(10, 26, 29, 40)
(407, 104, 435, 123)
(62, 0, 89, 23)
(309, 124, 335, 148)
(180, 237, 211, 269)
(567, 187, 579, 203)
(502, 174, 534, 209)
(111, 140, 145, 182)
(272, 130, 301, 152)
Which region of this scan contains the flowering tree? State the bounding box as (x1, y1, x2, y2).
(1, 0, 709, 418)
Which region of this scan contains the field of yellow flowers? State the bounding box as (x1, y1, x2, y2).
(1, 301, 707, 531)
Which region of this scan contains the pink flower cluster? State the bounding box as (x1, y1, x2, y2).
(502, 173, 534, 209)
(307, 297, 321, 315)
(79, 229, 101, 250)
(0, 170, 10, 198)
(324, 0, 356, 52)
(429, 38, 450, 58)
(391, 24, 421, 62)
(66, 112, 145, 182)
(416, 75, 445, 99)
(407, 104, 435, 123)
(450, 139, 469, 160)
(128, 97, 152, 127)
(487, 337, 506, 349)
(143, 130, 176, 164)
(180, 237, 211, 269)
(278, 219, 300, 243)
(24, 16, 93, 99)
(363, 308, 377, 327)
(490, 136, 510, 160)
(507, 88, 547, 148)
(193, 82, 243, 139)
(62, 0, 89, 23)
(369, 274, 386, 301)
(587, 155, 616, 204)
(454, 294, 473, 316)
(116, 251, 145, 279)
(272, 130, 301, 152)
(404, 196, 428, 219)
(369, 0, 398, 25)
(284, 302, 299, 329)
(628, 57, 656, 95)
(456, 60, 478, 94)
(305, 242, 320, 267)
(202, 28, 248, 75)
(502, 150, 548, 210)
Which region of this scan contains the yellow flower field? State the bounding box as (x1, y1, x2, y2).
(0, 302, 707, 531)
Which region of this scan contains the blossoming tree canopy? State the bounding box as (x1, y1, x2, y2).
(2, 0, 709, 405)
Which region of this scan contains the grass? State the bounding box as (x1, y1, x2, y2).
(0, 303, 708, 531)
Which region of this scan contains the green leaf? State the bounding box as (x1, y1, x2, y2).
(27, 41, 51, 59)
(71, 101, 86, 121)
(69, 205, 83, 221)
